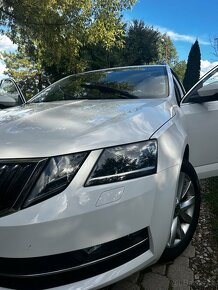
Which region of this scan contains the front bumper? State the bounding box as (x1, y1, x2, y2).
(0, 150, 180, 289)
(0, 228, 149, 289)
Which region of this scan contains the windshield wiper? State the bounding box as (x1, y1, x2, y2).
(82, 84, 138, 99)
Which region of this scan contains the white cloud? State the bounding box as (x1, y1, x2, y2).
(167, 31, 210, 46)
(200, 60, 218, 77)
(0, 35, 16, 79)
(0, 35, 17, 52)
(157, 26, 210, 45)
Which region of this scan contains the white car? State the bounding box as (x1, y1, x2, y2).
(0, 65, 218, 289)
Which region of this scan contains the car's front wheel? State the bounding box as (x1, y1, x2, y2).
(160, 160, 201, 262)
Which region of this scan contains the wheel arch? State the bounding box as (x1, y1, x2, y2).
(183, 144, 189, 162)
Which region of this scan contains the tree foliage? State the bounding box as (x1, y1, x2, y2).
(173, 60, 187, 82)
(183, 40, 201, 91)
(0, 0, 136, 74)
(2, 50, 49, 99)
(123, 20, 160, 65)
(82, 44, 125, 70)
(119, 21, 178, 66)
(0, 0, 179, 96)
(79, 22, 178, 70)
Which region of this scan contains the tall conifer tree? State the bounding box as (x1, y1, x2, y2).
(183, 40, 201, 91)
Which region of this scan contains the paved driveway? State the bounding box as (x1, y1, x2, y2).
(104, 244, 195, 290)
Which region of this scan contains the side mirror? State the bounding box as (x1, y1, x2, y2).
(188, 82, 218, 103)
(0, 93, 17, 109)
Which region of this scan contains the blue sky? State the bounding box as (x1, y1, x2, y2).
(125, 0, 218, 66)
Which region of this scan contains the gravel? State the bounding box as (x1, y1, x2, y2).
(190, 179, 218, 289)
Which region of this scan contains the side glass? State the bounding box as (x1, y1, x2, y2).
(186, 68, 218, 103)
(0, 80, 21, 109)
(203, 70, 218, 87)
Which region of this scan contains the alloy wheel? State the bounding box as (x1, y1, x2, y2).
(167, 172, 196, 248)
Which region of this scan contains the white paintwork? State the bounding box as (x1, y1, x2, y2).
(181, 65, 218, 178)
(0, 64, 218, 289)
(0, 165, 180, 258)
(0, 99, 173, 158)
(181, 101, 218, 168)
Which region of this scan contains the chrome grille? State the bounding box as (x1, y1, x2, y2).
(0, 159, 46, 215)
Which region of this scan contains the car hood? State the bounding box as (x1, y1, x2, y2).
(0, 99, 174, 158)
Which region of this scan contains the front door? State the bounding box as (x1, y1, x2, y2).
(181, 66, 218, 178)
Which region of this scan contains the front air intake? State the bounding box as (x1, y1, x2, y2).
(0, 227, 150, 289)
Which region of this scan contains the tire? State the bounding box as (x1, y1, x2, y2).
(160, 160, 201, 262)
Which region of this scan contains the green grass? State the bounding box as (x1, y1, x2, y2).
(207, 177, 218, 241)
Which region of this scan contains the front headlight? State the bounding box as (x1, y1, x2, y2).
(23, 152, 89, 208)
(86, 140, 157, 186)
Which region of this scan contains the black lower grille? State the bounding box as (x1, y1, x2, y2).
(0, 227, 149, 289)
(0, 159, 47, 216)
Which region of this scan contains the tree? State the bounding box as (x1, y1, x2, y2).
(183, 40, 201, 91)
(81, 23, 127, 70)
(122, 21, 178, 67)
(173, 60, 187, 82)
(124, 20, 161, 65)
(82, 44, 125, 71)
(1, 50, 49, 99)
(0, 0, 136, 76)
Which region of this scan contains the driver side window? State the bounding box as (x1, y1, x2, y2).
(203, 71, 218, 87)
(185, 68, 218, 103)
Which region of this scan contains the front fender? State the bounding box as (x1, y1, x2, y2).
(151, 115, 188, 173)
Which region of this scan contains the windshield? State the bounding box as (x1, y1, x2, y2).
(29, 66, 169, 103)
